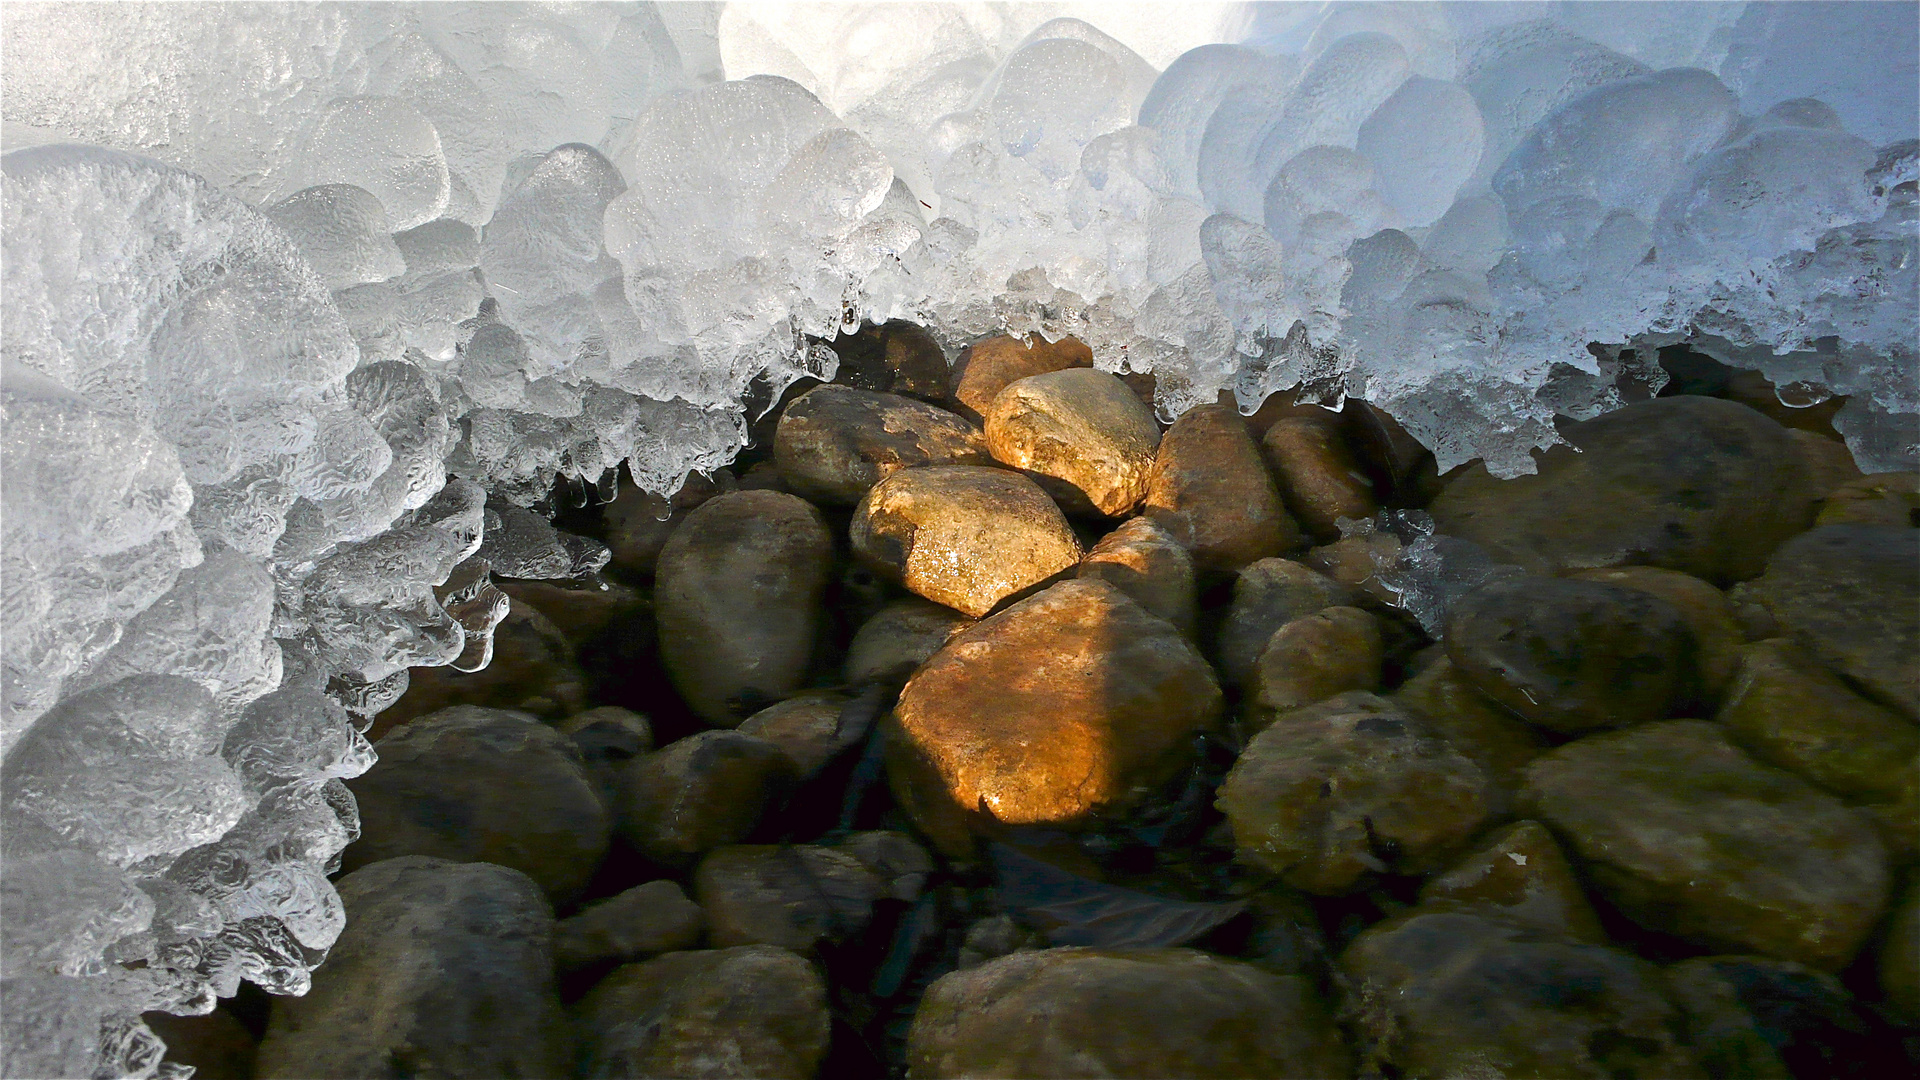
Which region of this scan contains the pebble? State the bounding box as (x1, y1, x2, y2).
(842, 598, 972, 684)
(1145, 403, 1302, 572)
(1216, 557, 1352, 691)
(735, 690, 854, 778)
(554, 880, 705, 972)
(948, 333, 1093, 424)
(1261, 412, 1378, 542)
(1417, 819, 1604, 942)
(694, 844, 884, 954)
(773, 385, 990, 506)
(1076, 515, 1197, 636)
(617, 730, 796, 867)
(1251, 605, 1383, 722)
(1746, 523, 1918, 718)
(983, 368, 1161, 516)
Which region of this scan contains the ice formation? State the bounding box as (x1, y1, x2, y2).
(1, 3, 1914, 1076)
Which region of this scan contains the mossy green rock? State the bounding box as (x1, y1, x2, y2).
(1521, 721, 1889, 970)
(1747, 524, 1919, 718)
(1392, 657, 1544, 797)
(1418, 820, 1604, 942)
(907, 947, 1350, 1079)
(1665, 956, 1872, 1080)
(1717, 638, 1919, 800)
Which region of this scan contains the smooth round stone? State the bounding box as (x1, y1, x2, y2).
(1417, 819, 1604, 942)
(1817, 471, 1919, 528)
(907, 947, 1350, 1080)
(1251, 605, 1383, 722)
(1520, 720, 1889, 970)
(1717, 638, 1919, 802)
(948, 333, 1093, 423)
(1665, 955, 1878, 1080)
(600, 470, 731, 579)
(851, 465, 1081, 618)
(694, 844, 883, 954)
(558, 706, 654, 808)
(553, 880, 704, 972)
(1390, 657, 1545, 797)
(617, 730, 796, 867)
(983, 368, 1161, 517)
(1262, 412, 1379, 542)
(1748, 524, 1918, 718)
(1217, 558, 1353, 691)
(372, 600, 588, 736)
(735, 690, 853, 778)
(773, 385, 990, 506)
(1571, 565, 1743, 703)
(1445, 575, 1694, 735)
(1144, 404, 1302, 572)
(839, 830, 934, 902)
(655, 490, 833, 723)
(842, 598, 973, 684)
(1076, 516, 1197, 636)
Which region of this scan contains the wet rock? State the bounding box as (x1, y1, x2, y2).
(1391, 658, 1545, 795)
(1340, 909, 1700, 1080)
(656, 491, 834, 723)
(1445, 575, 1694, 735)
(617, 730, 796, 867)
(1076, 516, 1197, 636)
(851, 465, 1080, 618)
(1521, 720, 1889, 969)
(736, 691, 853, 778)
(373, 600, 589, 736)
(1145, 404, 1302, 572)
(1239, 886, 1332, 981)
(1747, 524, 1919, 717)
(956, 914, 1037, 970)
(1571, 566, 1743, 703)
(1251, 606, 1383, 722)
(1217, 558, 1353, 691)
(1418, 820, 1604, 941)
(258, 857, 569, 1080)
(554, 880, 704, 972)
(1818, 471, 1919, 528)
(908, 947, 1350, 1080)
(1787, 429, 1864, 508)
(888, 578, 1221, 856)
(344, 706, 610, 902)
(1717, 638, 1919, 803)
(773, 386, 990, 506)
(558, 706, 654, 808)
(601, 470, 732, 579)
(1302, 531, 1403, 606)
(1216, 692, 1495, 893)
(1262, 413, 1378, 542)
(143, 1007, 254, 1080)
(838, 831, 933, 902)
(1666, 955, 1875, 1080)
(842, 598, 972, 684)
(1882, 880, 1920, 1024)
(948, 334, 1093, 424)
(983, 368, 1161, 516)
(831, 320, 951, 400)
(694, 845, 884, 954)
(575, 945, 829, 1080)
(1429, 396, 1820, 584)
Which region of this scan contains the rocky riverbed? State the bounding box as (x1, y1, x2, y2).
(149, 325, 1918, 1079)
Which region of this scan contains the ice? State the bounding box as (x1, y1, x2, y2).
(265, 185, 408, 291)
(1355, 76, 1484, 226)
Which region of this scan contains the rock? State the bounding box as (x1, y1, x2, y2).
(257, 857, 569, 1080)
(1251, 606, 1383, 722)
(1145, 404, 1302, 572)
(1076, 516, 1197, 636)
(1216, 692, 1495, 893)
(656, 491, 834, 723)
(1418, 820, 1604, 941)
(1747, 524, 1919, 717)
(1665, 955, 1876, 1080)
(617, 731, 796, 867)
(830, 320, 951, 400)
(1571, 566, 1743, 703)
(1429, 396, 1820, 584)
(558, 706, 654, 807)
(1217, 558, 1353, 691)
(736, 691, 853, 778)
(1818, 471, 1919, 528)
(143, 1007, 254, 1080)
(1302, 532, 1403, 606)
(1717, 638, 1919, 802)
(736, 460, 788, 492)
(851, 465, 1080, 618)
(842, 598, 972, 684)
(1262, 413, 1379, 542)
(694, 845, 884, 954)
(601, 470, 732, 580)
(1786, 429, 1864, 507)
(575, 945, 829, 1080)
(1445, 575, 1695, 735)
(553, 880, 705, 971)
(1391, 658, 1545, 795)
(956, 914, 1037, 970)
(1340, 910, 1700, 1080)
(1881, 880, 1920, 1024)
(907, 947, 1350, 1080)
(1722, 367, 1848, 437)
(983, 368, 1161, 516)
(888, 578, 1221, 856)
(344, 706, 610, 902)
(948, 334, 1093, 424)
(838, 831, 933, 902)
(773, 386, 990, 506)
(1520, 720, 1889, 969)
(497, 577, 654, 690)
(373, 600, 589, 737)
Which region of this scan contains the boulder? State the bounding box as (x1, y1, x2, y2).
(694, 845, 884, 954)
(1216, 558, 1352, 691)
(842, 598, 972, 684)
(617, 731, 796, 867)
(1076, 516, 1197, 636)
(1417, 819, 1604, 941)
(1251, 605, 1383, 722)
(1262, 412, 1379, 542)
(948, 334, 1093, 424)
(773, 386, 990, 506)
(983, 368, 1161, 516)
(1746, 524, 1918, 717)
(1144, 404, 1302, 571)
(553, 880, 705, 972)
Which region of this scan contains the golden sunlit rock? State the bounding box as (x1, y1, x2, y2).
(947, 334, 1093, 423)
(984, 368, 1161, 516)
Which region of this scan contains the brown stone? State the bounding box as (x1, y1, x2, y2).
(842, 598, 972, 684)
(1302, 532, 1404, 606)
(736, 691, 853, 778)
(983, 368, 1161, 516)
(373, 601, 588, 737)
(1716, 638, 1919, 802)
(1748, 524, 1919, 717)
(1262, 412, 1379, 542)
(1251, 606, 1383, 722)
(1076, 516, 1197, 636)
(948, 334, 1093, 423)
(600, 470, 732, 580)
(1217, 558, 1352, 691)
(773, 386, 990, 506)
(553, 880, 705, 971)
(694, 845, 884, 954)
(617, 731, 796, 867)
(838, 831, 934, 902)
(1145, 404, 1302, 571)
(1571, 565, 1743, 703)
(1391, 658, 1544, 796)
(1418, 820, 1604, 941)
(1818, 471, 1919, 528)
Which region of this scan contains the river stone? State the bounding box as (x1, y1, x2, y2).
(948, 333, 1094, 423)
(257, 857, 569, 1080)
(1217, 558, 1352, 691)
(343, 706, 610, 903)
(852, 465, 1081, 618)
(575, 945, 829, 1080)
(1340, 909, 1700, 1080)
(373, 600, 588, 736)
(1665, 955, 1875, 1080)
(1817, 471, 1919, 528)
(559, 706, 654, 809)
(1429, 396, 1819, 584)
(1520, 720, 1889, 970)
(842, 598, 973, 684)
(839, 831, 934, 902)
(1571, 566, 1743, 703)
(1445, 575, 1695, 735)
(907, 947, 1350, 1079)
(1251, 606, 1383, 722)
(617, 730, 796, 867)
(1882, 880, 1920, 1023)
(1262, 412, 1379, 542)
(1076, 515, 1197, 636)
(1217, 692, 1495, 893)
(1418, 820, 1604, 942)
(656, 491, 834, 723)
(694, 845, 884, 954)
(983, 368, 1161, 516)
(888, 578, 1221, 856)
(1717, 638, 1919, 802)
(736, 691, 853, 778)
(601, 470, 731, 579)
(554, 880, 704, 971)
(1391, 657, 1544, 796)
(1747, 524, 1919, 718)
(773, 386, 990, 506)
(1144, 404, 1302, 572)
(829, 319, 950, 400)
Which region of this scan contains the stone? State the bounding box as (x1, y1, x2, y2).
(907, 947, 1350, 1080)
(575, 945, 829, 1080)
(1251, 605, 1383, 722)
(1716, 638, 1919, 802)
(694, 845, 884, 954)
(829, 319, 951, 400)
(655, 491, 834, 723)
(1076, 516, 1197, 636)
(142, 1007, 254, 1080)
(1786, 429, 1864, 508)
(1881, 880, 1920, 1024)
(888, 578, 1222, 856)
(1817, 471, 1919, 528)
(948, 333, 1093, 424)
(553, 880, 705, 972)
(983, 368, 1161, 516)
(851, 465, 1081, 618)
(1571, 566, 1744, 703)
(735, 691, 853, 778)
(343, 706, 610, 902)
(1429, 396, 1820, 585)
(372, 600, 588, 737)
(1302, 532, 1403, 606)
(1665, 955, 1875, 1080)
(1216, 558, 1352, 691)
(1445, 575, 1695, 735)
(601, 470, 732, 580)
(617, 731, 796, 867)
(559, 706, 654, 808)
(773, 386, 990, 506)
(956, 914, 1037, 970)
(1418, 820, 1604, 941)
(1747, 524, 1919, 717)
(1144, 404, 1302, 572)
(257, 857, 569, 1080)
(1391, 658, 1544, 795)
(497, 577, 655, 695)
(1216, 692, 1495, 893)
(838, 831, 933, 902)
(842, 598, 972, 684)
(1340, 910, 1700, 1080)
(1262, 413, 1379, 542)
(1520, 720, 1889, 970)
